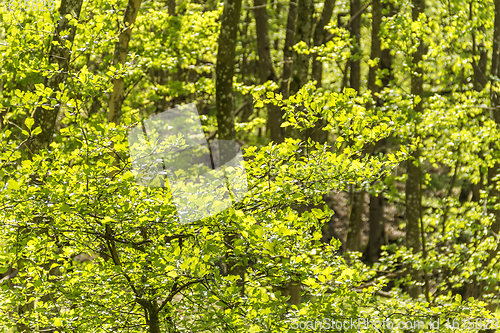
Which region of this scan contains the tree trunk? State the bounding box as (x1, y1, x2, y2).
(491, 0, 500, 117)
(405, 0, 426, 299)
(308, 0, 336, 144)
(311, 0, 336, 86)
(289, 0, 314, 95)
(253, 0, 283, 143)
(108, 0, 143, 125)
(28, 0, 84, 155)
(364, 0, 385, 265)
(366, 192, 384, 264)
(216, 0, 242, 141)
(367, 0, 381, 94)
(379, 3, 396, 88)
(480, 0, 500, 326)
(345, 0, 364, 255)
(472, 29, 488, 91)
(148, 303, 161, 333)
(349, 0, 361, 92)
(406, 152, 422, 298)
(346, 190, 365, 252)
(254, 0, 278, 84)
(460, 0, 488, 301)
(168, 0, 176, 16)
(281, 0, 298, 100)
(215, 0, 245, 299)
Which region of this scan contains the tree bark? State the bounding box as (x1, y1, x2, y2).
(406, 0, 426, 299)
(108, 0, 143, 125)
(460, 0, 488, 301)
(345, 0, 364, 255)
(491, 0, 500, 117)
(366, 192, 384, 264)
(216, 0, 242, 141)
(215, 0, 245, 300)
(480, 0, 500, 326)
(311, 0, 336, 86)
(281, 0, 299, 100)
(147, 301, 161, 333)
(346, 190, 365, 252)
(28, 0, 84, 155)
(379, 2, 396, 88)
(367, 0, 381, 94)
(289, 0, 314, 95)
(253, 0, 283, 143)
(168, 0, 176, 16)
(308, 0, 336, 144)
(364, 0, 385, 265)
(349, 0, 361, 92)
(472, 29, 488, 91)
(254, 0, 278, 84)
(485, 0, 500, 245)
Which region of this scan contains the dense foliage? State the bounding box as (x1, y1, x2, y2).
(1, 0, 500, 332)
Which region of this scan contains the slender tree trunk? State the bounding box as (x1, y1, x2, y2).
(462, 175, 482, 299)
(406, 0, 426, 299)
(349, 0, 361, 92)
(289, 0, 314, 95)
(345, 0, 364, 254)
(346, 190, 365, 252)
(168, 0, 176, 16)
(216, 0, 242, 141)
(480, 0, 500, 326)
(28, 0, 84, 155)
(366, 192, 384, 264)
(215, 0, 245, 299)
(264, 0, 299, 303)
(491, 0, 500, 117)
(288, 0, 315, 303)
(367, 0, 381, 94)
(281, 0, 298, 100)
(364, 0, 385, 265)
(254, 0, 278, 84)
(406, 154, 422, 298)
(308, 0, 336, 144)
(108, 0, 143, 125)
(144, 301, 161, 333)
(254, 0, 283, 143)
(312, 0, 336, 85)
(469, 0, 488, 91)
(460, 0, 488, 301)
(240, 11, 254, 123)
(472, 30, 488, 91)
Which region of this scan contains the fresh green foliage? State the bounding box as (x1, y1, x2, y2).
(1, 0, 500, 332)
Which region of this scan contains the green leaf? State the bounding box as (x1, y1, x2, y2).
(249, 325, 261, 332)
(254, 226, 264, 238)
(32, 127, 42, 136)
(54, 318, 63, 327)
(60, 203, 71, 213)
(167, 270, 178, 278)
(7, 179, 19, 191)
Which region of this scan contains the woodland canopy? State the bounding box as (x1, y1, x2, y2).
(0, 0, 500, 332)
